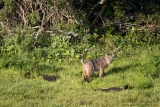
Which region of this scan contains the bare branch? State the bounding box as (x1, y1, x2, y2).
(112, 47, 120, 55)
(34, 26, 44, 39)
(91, 4, 106, 26)
(15, 2, 28, 25)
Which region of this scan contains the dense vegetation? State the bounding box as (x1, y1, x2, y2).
(0, 0, 160, 106)
(0, 0, 160, 71)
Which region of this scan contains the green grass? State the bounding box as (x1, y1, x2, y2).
(0, 46, 160, 107)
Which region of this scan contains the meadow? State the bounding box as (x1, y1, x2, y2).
(0, 46, 160, 107)
(1, 0, 160, 106)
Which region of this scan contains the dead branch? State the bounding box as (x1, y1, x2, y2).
(112, 47, 120, 55)
(34, 26, 44, 39)
(91, 4, 106, 26)
(15, 2, 28, 25)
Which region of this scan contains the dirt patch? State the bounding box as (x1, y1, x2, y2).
(43, 75, 59, 82)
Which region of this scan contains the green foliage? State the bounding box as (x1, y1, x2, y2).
(0, 26, 83, 74)
(0, 0, 13, 20)
(27, 11, 40, 25)
(111, 1, 124, 18)
(0, 0, 160, 79)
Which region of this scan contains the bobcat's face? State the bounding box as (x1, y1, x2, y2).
(105, 54, 114, 64)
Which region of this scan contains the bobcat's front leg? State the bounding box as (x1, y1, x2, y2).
(99, 69, 104, 78)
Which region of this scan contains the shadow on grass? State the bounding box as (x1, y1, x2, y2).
(104, 65, 132, 76)
(43, 75, 60, 82)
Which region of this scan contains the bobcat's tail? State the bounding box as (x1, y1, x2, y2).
(81, 59, 85, 64)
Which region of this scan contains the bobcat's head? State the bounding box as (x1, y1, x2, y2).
(105, 54, 114, 64)
(105, 47, 120, 64)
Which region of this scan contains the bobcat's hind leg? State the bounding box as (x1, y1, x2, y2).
(84, 75, 89, 82)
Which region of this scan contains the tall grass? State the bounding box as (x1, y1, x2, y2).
(0, 46, 160, 107)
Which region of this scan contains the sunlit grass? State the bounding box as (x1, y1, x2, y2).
(0, 46, 160, 107)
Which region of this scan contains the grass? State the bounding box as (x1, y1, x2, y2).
(0, 46, 160, 107)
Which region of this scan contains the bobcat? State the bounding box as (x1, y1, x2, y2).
(81, 48, 119, 82)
